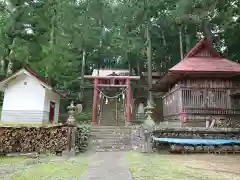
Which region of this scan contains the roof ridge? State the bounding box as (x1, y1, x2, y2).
(183, 37, 223, 59)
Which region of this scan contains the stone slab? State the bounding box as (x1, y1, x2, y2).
(79, 151, 132, 180)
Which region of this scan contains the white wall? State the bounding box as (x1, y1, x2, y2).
(1, 74, 46, 124)
(43, 89, 60, 124)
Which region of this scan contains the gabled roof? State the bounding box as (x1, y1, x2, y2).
(0, 64, 65, 97)
(184, 38, 222, 59)
(157, 38, 240, 92)
(169, 38, 240, 73)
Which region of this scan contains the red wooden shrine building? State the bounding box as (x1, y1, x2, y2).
(156, 37, 240, 128)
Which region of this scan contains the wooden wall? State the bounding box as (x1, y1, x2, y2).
(162, 79, 240, 128)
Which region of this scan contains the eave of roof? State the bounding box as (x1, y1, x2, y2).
(0, 64, 65, 97)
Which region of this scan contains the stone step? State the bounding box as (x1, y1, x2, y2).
(98, 120, 125, 123)
(92, 138, 130, 142)
(91, 132, 130, 135)
(91, 125, 131, 129)
(93, 146, 132, 152)
(91, 139, 130, 144)
(91, 139, 131, 146)
(98, 119, 125, 123)
(98, 123, 125, 126)
(91, 136, 130, 140)
(91, 134, 130, 139)
(91, 129, 131, 133)
(91, 131, 130, 134)
(91, 141, 131, 146)
(92, 144, 131, 148)
(91, 142, 130, 147)
(95, 148, 131, 152)
(91, 142, 131, 149)
(90, 125, 133, 152)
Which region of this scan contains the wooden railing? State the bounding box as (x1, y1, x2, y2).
(182, 88, 231, 109)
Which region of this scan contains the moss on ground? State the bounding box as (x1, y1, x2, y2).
(0, 156, 28, 164)
(125, 152, 240, 180)
(1, 154, 89, 180)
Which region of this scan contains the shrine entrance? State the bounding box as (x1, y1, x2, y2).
(98, 90, 126, 126)
(85, 71, 140, 125)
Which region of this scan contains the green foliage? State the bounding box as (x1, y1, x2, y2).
(75, 109, 92, 124)
(0, 0, 239, 98)
(76, 125, 91, 152)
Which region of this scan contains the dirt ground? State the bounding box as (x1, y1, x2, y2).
(125, 152, 240, 180)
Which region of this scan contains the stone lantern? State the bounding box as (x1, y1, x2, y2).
(67, 100, 76, 124)
(144, 100, 155, 127)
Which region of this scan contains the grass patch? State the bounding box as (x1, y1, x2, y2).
(125, 152, 239, 180)
(0, 156, 28, 164)
(2, 154, 89, 180)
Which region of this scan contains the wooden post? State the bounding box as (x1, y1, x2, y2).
(126, 79, 131, 122)
(92, 78, 99, 124)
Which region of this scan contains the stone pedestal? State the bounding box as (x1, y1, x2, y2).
(140, 124, 153, 153)
(64, 101, 78, 156)
(69, 127, 77, 156)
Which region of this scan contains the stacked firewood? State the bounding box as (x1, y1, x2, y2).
(0, 125, 69, 154)
(154, 128, 240, 140)
(169, 144, 240, 154)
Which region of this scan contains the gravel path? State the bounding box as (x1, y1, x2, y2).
(79, 151, 132, 180)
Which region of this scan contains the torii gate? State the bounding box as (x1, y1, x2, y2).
(84, 74, 140, 124)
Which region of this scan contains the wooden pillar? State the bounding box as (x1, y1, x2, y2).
(126, 79, 131, 121)
(92, 78, 99, 124)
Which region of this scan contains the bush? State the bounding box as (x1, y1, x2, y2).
(74, 109, 92, 124)
(75, 125, 91, 152)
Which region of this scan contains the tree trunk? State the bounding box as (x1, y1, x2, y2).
(6, 60, 13, 76)
(136, 57, 140, 76)
(203, 20, 213, 43)
(128, 52, 132, 75)
(80, 49, 86, 101)
(146, 22, 154, 105)
(50, 1, 57, 53)
(179, 25, 183, 59)
(6, 38, 16, 76)
(1, 58, 5, 74)
(161, 29, 168, 72)
(185, 25, 190, 53)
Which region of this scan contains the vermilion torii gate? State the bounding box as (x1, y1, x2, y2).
(84, 75, 140, 124)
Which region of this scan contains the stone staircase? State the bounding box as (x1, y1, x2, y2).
(90, 125, 132, 152)
(99, 99, 125, 126)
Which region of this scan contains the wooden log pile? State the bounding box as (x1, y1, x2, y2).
(153, 128, 240, 140)
(153, 128, 240, 154)
(0, 125, 70, 154)
(169, 144, 240, 154)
